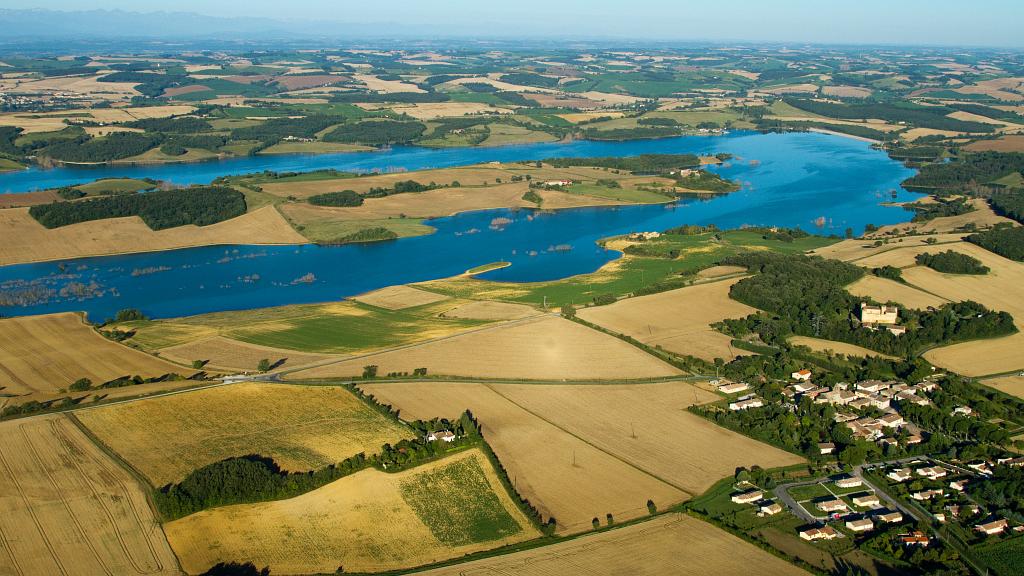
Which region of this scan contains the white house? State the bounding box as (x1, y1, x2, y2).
(731, 490, 763, 504)
(792, 369, 812, 382)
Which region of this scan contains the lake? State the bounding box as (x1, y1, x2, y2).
(0, 131, 921, 320)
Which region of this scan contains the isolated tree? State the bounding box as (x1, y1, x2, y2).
(560, 303, 576, 318)
(606, 512, 614, 526)
(192, 359, 207, 369)
(592, 517, 600, 530)
(647, 499, 657, 515)
(257, 358, 271, 372)
(362, 365, 378, 378)
(69, 378, 92, 392)
(845, 227, 854, 239)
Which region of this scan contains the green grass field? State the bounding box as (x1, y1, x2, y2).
(420, 229, 838, 307)
(0, 157, 25, 171)
(787, 483, 832, 502)
(73, 178, 153, 195)
(566, 182, 671, 203)
(259, 141, 372, 154)
(287, 214, 435, 244)
(975, 536, 1024, 576)
(128, 299, 489, 354)
(399, 455, 525, 546)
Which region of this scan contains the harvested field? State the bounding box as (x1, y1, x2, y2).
(388, 102, 511, 120)
(697, 264, 747, 279)
(557, 111, 626, 123)
(263, 166, 515, 198)
(443, 76, 558, 94)
(417, 512, 809, 576)
(789, 336, 897, 359)
(289, 316, 681, 381)
(823, 85, 872, 98)
(0, 312, 189, 402)
(490, 382, 803, 495)
(282, 183, 536, 219)
(525, 93, 603, 108)
(352, 285, 450, 310)
(846, 275, 948, 310)
(809, 233, 968, 262)
(762, 83, 821, 95)
(925, 334, 1024, 377)
(124, 299, 487, 356)
(982, 375, 1024, 400)
(533, 188, 623, 209)
(360, 382, 686, 533)
(164, 449, 538, 575)
(353, 73, 425, 93)
(273, 74, 349, 91)
(966, 135, 1024, 152)
(440, 300, 539, 321)
(0, 414, 180, 576)
(77, 382, 410, 486)
(0, 191, 58, 207)
(576, 278, 756, 362)
(157, 336, 336, 372)
(869, 199, 1014, 237)
(162, 85, 211, 98)
(888, 243, 1024, 376)
(0, 205, 306, 265)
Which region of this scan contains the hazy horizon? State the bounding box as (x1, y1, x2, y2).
(2, 1, 1024, 47)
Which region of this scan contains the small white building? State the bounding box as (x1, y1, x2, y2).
(731, 490, 763, 504)
(792, 369, 812, 382)
(718, 382, 751, 395)
(835, 476, 863, 489)
(760, 502, 783, 516)
(852, 494, 881, 508)
(817, 499, 848, 513)
(426, 430, 456, 443)
(876, 511, 903, 524)
(846, 518, 874, 532)
(818, 442, 836, 455)
(975, 519, 1009, 536)
(729, 398, 764, 411)
(799, 526, 840, 541)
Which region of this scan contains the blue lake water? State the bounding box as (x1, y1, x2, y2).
(0, 131, 921, 320)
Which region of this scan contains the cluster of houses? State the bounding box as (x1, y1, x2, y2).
(542, 179, 573, 188)
(730, 487, 783, 518)
(881, 460, 1023, 538)
(627, 231, 662, 241)
(424, 430, 456, 443)
(858, 302, 906, 336)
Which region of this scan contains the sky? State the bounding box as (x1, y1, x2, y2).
(4, 0, 1024, 47)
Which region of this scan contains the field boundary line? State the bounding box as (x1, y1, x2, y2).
(0, 428, 70, 576)
(271, 313, 559, 378)
(50, 418, 167, 574)
(20, 422, 115, 576)
(482, 383, 695, 498)
(65, 409, 188, 569)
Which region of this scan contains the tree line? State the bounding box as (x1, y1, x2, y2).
(29, 186, 246, 230)
(915, 250, 990, 274)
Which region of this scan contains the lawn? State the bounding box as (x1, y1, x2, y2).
(788, 483, 832, 502)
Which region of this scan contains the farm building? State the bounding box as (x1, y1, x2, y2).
(818, 442, 835, 455)
(760, 502, 783, 516)
(834, 476, 863, 489)
(426, 430, 456, 442)
(544, 179, 573, 187)
(799, 526, 840, 541)
(852, 494, 880, 508)
(900, 531, 930, 547)
(876, 511, 903, 524)
(846, 518, 874, 532)
(816, 499, 848, 513)
(791, 369, 812, 381)
(731, 490, 764, 504)
(718, 382, 750, 394)
(729, 397, 764, 411)
(859, 302, 899, 325)
(975, 519, 1009, 535)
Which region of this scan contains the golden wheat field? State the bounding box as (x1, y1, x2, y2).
(361, 382, 686, 533)
(352, 285, 451, 310)
(809, 233, 968, 262)
(439, 300, 539, 321)
(981, 375, 1024, 400)
(868, 200, 1015, 238)
(0, 312, 189, 402)
(417, 512, 809, 576)
(575, 278, 756, 362)
(489, 382, 803, 495)
(164, 449, 539, 575)
(77, 383, 410, 486)
(788, 336, 897, 360)
(895, 243, 1024, 376)
(845, 275, 948, 310)
(289, 316, 682, 381)
(0, 414, 180, 576)
(0, 206, 306, 265)
(156, 336, 337, 372)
